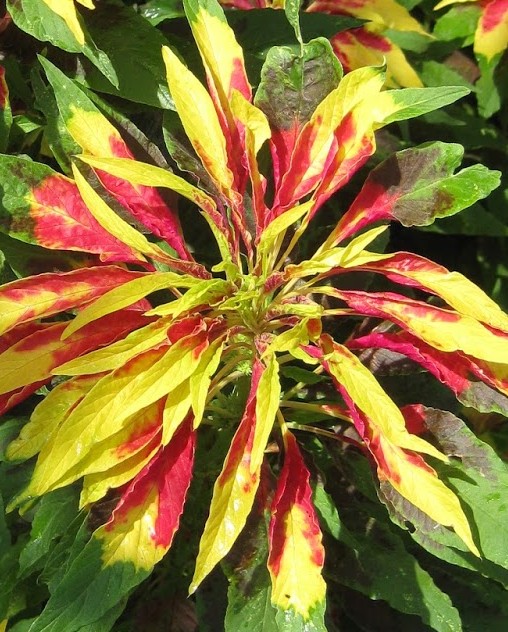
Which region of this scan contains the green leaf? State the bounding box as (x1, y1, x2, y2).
(6, 0, 118, 87)
(18, 487, 79, 579)
(26, 533, 143, 632)
(434, 6, 481, 43)
(313, 482, 462, 631)
(349, 141, 501, 228)
(379, 408, 508, 587)
(285, 0, 303, 47)
(141, 0, 186, 25)
(31, 66, 80, 174)
(223, 510, 278, 632)
(378, 86, 471, 126)
(80, 3, 174, 109)
(421, 61, 475, 91)
(254, 37, 342, 141)
(0, 417, 26, 462)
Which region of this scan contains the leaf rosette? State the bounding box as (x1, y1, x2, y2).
(0, 0, 505, 628)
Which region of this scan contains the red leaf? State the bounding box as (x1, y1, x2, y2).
(0, 265, 146, 336)
(29, 174, 144, 263)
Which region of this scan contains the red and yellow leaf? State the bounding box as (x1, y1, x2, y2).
(0, 265, 144, 336)
(327, 289, 508, 363)
(309, 0, 427, 33)
(475, 0, 508, 60)
(184, 0, 252, 104)
(273, 66, 385, 213)
(318, 338, 479, 554)
(190, 361, 266, 591)
(40, 58, 190, 258)
(330, 27, 423, 88)
(28, 173, 144, 263)
(0, 310, 147, 398)
(162, 45, 236, 199)
(268, 428, 326, 618)
(94, 420, 195, 569)
(354, 251, 508, 332)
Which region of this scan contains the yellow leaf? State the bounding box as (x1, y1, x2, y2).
(377, 435, 479, 556)
(20, 337, 205, 499)
(162, 45, 235, 195)
(72, 163, 173, 263)
(61, 272, 196, 339)
(190, 416, 259, 592)
(268, 429, 326, 618)
(323, 338, 448, 462)
(54, 318, 174, 376)
(42, 0, 93, 45)
(68, 108, 121, 157)
(6, 375, 98, 461)
(189, 339, 225, 427)
(80, 439, 159, 506)
(146, 279, 231, 318)
(251, 354, 280, 473)
(230, 90, 270, 155)
(257, 200, 314, 256)
(185, 0, 251, 103)
(162, 381, 193, 445)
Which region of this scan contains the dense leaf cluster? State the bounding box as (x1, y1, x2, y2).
(1, 1, 508, 631)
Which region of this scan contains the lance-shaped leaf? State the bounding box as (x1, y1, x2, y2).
(162, 45, 236, 201)
(318, 336, 448, 461)
(25, 422, 195, 632)
(95, 419, 195, 568)
(329, 142, 501, 243)
(474, 0, 508, 61)
(0, 66, 12, 152)
(191, 360, 268, 591)
(0, 157, 143, 263)
(0, 265, 144, 336)
(41, 0, 94, 46)
(254, 38, 342, 188)
(71, 163, 207, 277)
(41, 400, 164, 495)
(349, 330, 508, 416)
(309, 0, 427, 34)
(7, 0, 117, 87)
(61, 271, 199, 339)
(268, 427, 326, 625)
(80, 430, 161, 506)
(17, 321, 213, 500)
(327, 288, 508, 363)
(7, 374, 100, 461)
(345, 250, 508, 331)
(184, 0, 251, 104)
(183, 0, 254, 227)
(373, 85, 470, 126)
(229, 90, 270, 232)
(311, 102, 378, 213)
(0, 310, 147, 398)
(319, 339, 478, 554)
(54, 317, 175, 376)
(330, 27, 423, 88)
(78, 155, 231, 248)
(39, 57, 189, 258)
(273, 65, 385, 212)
